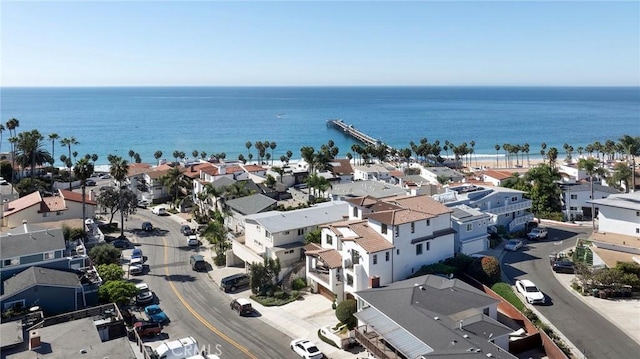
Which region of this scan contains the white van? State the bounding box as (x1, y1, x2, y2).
(154, 337, 198, 359)
(152, 206, 167, 216)
(187, 235, 199, 247)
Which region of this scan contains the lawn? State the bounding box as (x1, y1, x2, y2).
(491, 282, 525, 311)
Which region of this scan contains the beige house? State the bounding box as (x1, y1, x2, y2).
(2, 189, 97, 229)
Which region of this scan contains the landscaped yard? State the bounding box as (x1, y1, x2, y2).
(491, 282, 525, 311)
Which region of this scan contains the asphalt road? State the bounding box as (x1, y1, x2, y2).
(502, 225, 640, 359)
(124, 209, 299, 359)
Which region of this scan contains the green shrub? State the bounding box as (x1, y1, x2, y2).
(411, 261, 456, 278)
(335, 299, 357, 329)
(213, 252, 226, 266)
(292, 278, 307, 290)
(291, 290, 299, 299)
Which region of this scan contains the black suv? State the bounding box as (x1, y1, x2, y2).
(142, 222, 153, 232)
(220, 273, 250, 293)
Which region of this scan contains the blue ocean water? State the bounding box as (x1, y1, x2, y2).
(1, 86, 638, 166)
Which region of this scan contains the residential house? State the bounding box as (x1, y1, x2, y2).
(393, 174, 439, 196)
(559, 163, 589, 182)
(192, 162, 267, 208)
(135, 163, 175, 203)
(0, 224, 90, 288)
(589, 191, 640, 237)
(433, 184, 533, 232)
(2, 189, 97, 229)
(481, 170, 514, 187)
(450, 205, 492, 255)
(327, 180, 409, 202)
(353, 274, 516, 359)
(1, 266, 94, 315)
(560, 182, 621, 221)
(1, 303, 136, 359)
(306, 194, 455, 302)
(231, 201, 349, 269)
(422, 166, 465, 185)
(327, 158, 354, 182)
(224, 194, 278, 234)
(352, 164, 392, 182)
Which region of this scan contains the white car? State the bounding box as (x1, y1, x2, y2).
(135, 282, 154, 304)
(290, 339, 323, 359)
(504, 239, 523, 251)
(152, 206, 167, 216)
(129, 264, 144, 276)
(515, 279, 545, 304)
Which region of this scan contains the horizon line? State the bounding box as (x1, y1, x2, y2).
(2, 84, 639, 89)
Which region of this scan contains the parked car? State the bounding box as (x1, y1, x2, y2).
(190, 254, 207, 272)
(552, 260, 575, 274)
(220, 273, 250, 293)
(144, 305, 169, 324)
(142, 222, 153, 232)
(290, 338, 323, 359)
(187, 235, 199, 247)
(152, 206, 167, 216)
(112, 238, 132, 249)
(135, 283, 154, 305)
(504, 239, 523, 251)
(137, 200, 150, 209)
(527, 227, 548, 240)
(132, 248, 143, 259)
(99, 174, 111, 179)
(230, 298, 253, 316)
(181, 224, 194, 236)
(85, 179, 97, 186)
(515, 279, 545, 304)
(134, 321, 162, 337)
(129, 263, 144, 276)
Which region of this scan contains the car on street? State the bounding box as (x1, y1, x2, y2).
(230, 298, 254, 316)
(181, 224, 194, 236)
(142, 222, 153, 232)
(85, 179, 97, 186)
(135, 283, 154, 305)
(527, 227, 548, 240)
(132, 248, 143, 259)
(152, 206, 167, 216)
(129, 263, 144, 276)
(504, 239, 523, 251)
(552, 260, 575, 274)
(99, 174, 111, 179)
(290, 338, 323, 359)
(112, 239, 132, 249)
(144, 304, 169, 324)
(515, 279, 545, 304)
(187, 234, 199, 247)
(137, 200, 150, 209)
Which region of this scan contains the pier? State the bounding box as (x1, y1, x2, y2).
(326, 119, 387, 149)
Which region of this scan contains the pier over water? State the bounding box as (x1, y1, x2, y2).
(326, 119, 388, 149)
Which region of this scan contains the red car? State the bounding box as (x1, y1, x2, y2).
(134, 321, 162, 337)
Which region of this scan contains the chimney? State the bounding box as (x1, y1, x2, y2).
(89, 190, 95, 202)
(369, 276, 380, 288)
(218, 164, 226, 175)
(29, 330, 41, 350)
(23, 220, 28, 233)
(190, 164, 195, 172)
(3, 199, 8, 212)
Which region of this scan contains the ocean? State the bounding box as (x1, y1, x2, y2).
(1, 86, 638, 167)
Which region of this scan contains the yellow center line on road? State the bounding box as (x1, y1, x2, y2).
(162, 236, 257, 359)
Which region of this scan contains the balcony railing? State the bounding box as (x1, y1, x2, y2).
(354, 326, 404, 359)
(509, 213, 534, 231)
(483, 199, 532, 216)
(308, 268, 330, 285)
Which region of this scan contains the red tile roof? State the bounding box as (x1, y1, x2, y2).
(366, 194, 452, 225)
(43, 196, 66, 212)
(2, 191, 42, 216)
(326, 220, 394, 254)
(59, 189, 97, 205)
(482, 170, 514, 180)
(305, 248, 343, 269)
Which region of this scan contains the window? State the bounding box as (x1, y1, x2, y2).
(347, 274, 354, 286)
(395, 226, 399, 238)
(381, 223, 387, 234)
(385, 252, 390, 261)
(297, 228, 305, 236)
(43, 251, 55, 260)
(353, 207, 359, 217)
(426, 242, 430, 251)
(466, 224, 473, 231)
(352, 250, 360, 265)
(253, 239, 263, 248)
(326, 234, 333, 245)
(396, 249, 400, 255)
(636, 228, 639, 234)
(373, 255, 378, 265)
(416, 243, 423, 255)
(42, 212, 50, 218)
(636, 211, 640, 217)
(411, 222, 415, 233)
(265, 231, 272, 240)
(570, 206, 578, 211)
(426, 219, 430, 226)
(571, 194, 578, 200)
(3, 258, 19, 266)
(511, 196, 518, 202)
(283, 231, 290, 235)
(56, 211, 63, 216)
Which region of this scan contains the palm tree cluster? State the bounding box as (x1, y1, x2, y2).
(300, 140, 339, 173)
(493, 143, 531, 168)
(350, 142, 389, 165)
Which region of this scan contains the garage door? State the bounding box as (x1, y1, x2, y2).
(317, 285, 335, 301)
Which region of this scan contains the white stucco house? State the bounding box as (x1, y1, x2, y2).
(560, 182, 621, 221)
(589, 191, 640, 238)
(352, 164, 392, 182)
(305, 194, 455, 302)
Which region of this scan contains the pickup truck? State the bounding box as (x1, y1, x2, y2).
(134, 321, 163, 337)
(527, 227, 548, 240)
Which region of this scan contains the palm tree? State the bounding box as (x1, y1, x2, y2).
(109, 156, 130, 237)
(0, 124, 4, 153)
(15, 130, 52, 184)
(6, 118, 20, 184)
(74, 157, 94, 237)
(619, 135, 640, 192)
(607, 162, 633, 193)
(269, 142, 277, 165)
(578, 158, 603, 229)
(494, 144, 500, 168)
(61, 137, 79, 190)
(48, 133, 59, 192)
(245, 141, 252, 162)
(160, 166, 184, 208)
(547, 147, 559, 168)
(154, 150, 163, 164)
(192, 150, 199, 159)
(128, 150, 135, 163)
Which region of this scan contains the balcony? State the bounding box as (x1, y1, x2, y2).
(485, 199, 532, 216)
(308, 266, 331, 286)
(354, 326, 405, 359)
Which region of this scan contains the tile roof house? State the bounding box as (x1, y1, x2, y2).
(327, 159, 355, 182)
(353, 274, 516, 359)
(481, 170, 515, 186)
(306, 194, 455, 302)
(2, 189, 97, 229)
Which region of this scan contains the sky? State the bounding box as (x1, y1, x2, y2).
(1, 1, 639, 87)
